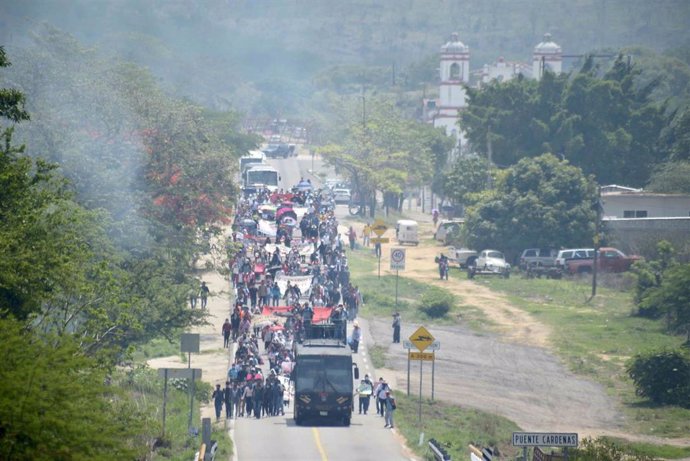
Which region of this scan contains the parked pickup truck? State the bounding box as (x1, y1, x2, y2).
(565, 247, 641, 274)
(442, 246, 478, 269)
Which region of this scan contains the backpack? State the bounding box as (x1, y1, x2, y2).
(390, 398, 397, 410)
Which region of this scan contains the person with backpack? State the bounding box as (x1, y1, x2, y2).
(384, 390, 396, 428)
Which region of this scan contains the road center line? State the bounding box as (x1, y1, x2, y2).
(312, 427, 328, 461)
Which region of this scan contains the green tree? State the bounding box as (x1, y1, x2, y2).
(639, 263, 690, 341)
(0, 317, 153, 460)
(1, 41, 206, 359)
(646, 161, 690, 193)
(631, 240, 677, 309)
(442, 154, 493, 206)
(461, 56, 669, 187)
(464, 154, 597, 258)
(318, 96, 449, 215)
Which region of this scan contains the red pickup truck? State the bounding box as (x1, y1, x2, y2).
(565, 247, 641, 274)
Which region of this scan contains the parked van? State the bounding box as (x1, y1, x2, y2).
(395, 219, 419, 245)
(555, 248, 595, 269)
(519, 248, 558, 269)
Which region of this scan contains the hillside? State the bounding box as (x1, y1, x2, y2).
(2, 0, 689, 116)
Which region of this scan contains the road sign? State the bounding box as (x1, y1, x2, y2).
(410, 351, 434, 361)
(512, 432, 578, 447)
(371, 219, 388, 237)
(370, 237, 390, 244)
(428, 340, 440, 351)
(390, 248, 406, 271)
(158, 368, 203, 380)
(409, 326, 435, 352)
(402, 339, 413, 349)
(180, 333, 200, 353)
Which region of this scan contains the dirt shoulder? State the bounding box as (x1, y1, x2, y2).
(345, 211, 690, 448)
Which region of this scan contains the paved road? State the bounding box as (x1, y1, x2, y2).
(233, 153, 414, 461)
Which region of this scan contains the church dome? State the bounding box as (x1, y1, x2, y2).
(441, 32, 469, 53)
(534, 33, 561, 54)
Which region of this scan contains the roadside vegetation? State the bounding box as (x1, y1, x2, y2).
(116, 367, 233, 461)
(0, 43, 249, 458)
(470, 272, 690, 437)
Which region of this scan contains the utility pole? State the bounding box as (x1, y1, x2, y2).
(591, 186, 602, 299)
(486, 123, 494, 189)
(361, 85, 366, 129)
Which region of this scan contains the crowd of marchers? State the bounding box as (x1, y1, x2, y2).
(210, 185, 396, 428)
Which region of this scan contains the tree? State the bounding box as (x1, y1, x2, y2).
(318, 96, 449, 215)
(0, 36, 207, 360)
(464, 154, 597, 258)
(442, 154, 493, 206)
(1, 46, 99, 320)
(646, 161, 690, 193)
(638, 263, 690, 341)
(461, 56, 669, 187)
(0, 317, 153, 460)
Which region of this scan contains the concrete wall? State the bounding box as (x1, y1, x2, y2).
(604, 217, 690, 260)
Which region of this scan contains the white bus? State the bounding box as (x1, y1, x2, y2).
(239, 150, 266, 176)
(244, 165, 281, 192)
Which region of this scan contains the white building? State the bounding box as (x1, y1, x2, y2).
(479, 57, 532, 86)
(532, 33, 563, 80)
(432, 32, 470, 141)
(602, 188, 690, 219)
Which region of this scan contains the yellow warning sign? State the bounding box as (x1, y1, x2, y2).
(371, 219, 388, 237)
(409, 352, 434, 361)
(409, 326, 435, 352)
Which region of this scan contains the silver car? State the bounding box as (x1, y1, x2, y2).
(332, 188, 351, 204)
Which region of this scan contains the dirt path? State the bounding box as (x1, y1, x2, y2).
(147, 259, 234, 426)
(343, 211, 690, 450)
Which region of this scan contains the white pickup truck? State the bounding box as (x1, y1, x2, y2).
(442, 246, 478, 269)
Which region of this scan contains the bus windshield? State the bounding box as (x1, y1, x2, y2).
(246, 170, 278, 186)
(240, 157, 262, 172)
(295, 356, 351, 393)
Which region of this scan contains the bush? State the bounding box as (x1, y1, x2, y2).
(418, 287, 454, 318)
(626, 350, 690, 407)
(571, 437, 659, 461)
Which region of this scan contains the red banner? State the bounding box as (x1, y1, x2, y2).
(261, 305, 292, 316)
(312, 307, 333, 323)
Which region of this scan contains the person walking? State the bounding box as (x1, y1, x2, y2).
(384, 390, 396, 428)
(253, 381, 264, 419)
(357, 378, 373, 414)
(375, 378, 389, 416)
(350, 322, 362, 353)
(362, 223, 371, 247)
(231, 309, 241, 342)
(347, 226, 357, 250)
(270, 281, 281, 307)
(212, 384, 224, 421)
(223, 381, 234, 419)
(230, 382, 242, 419)
(222, 318, 232, 348)
(189, 287, 198, 309)
(200, 281, 210, 309)
(392, 312, 401, 343)
(243, 382, 254, 417)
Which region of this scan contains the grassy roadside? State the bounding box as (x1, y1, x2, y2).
(116, 366, 233, 460)
(348, 248, 487, 328)
(345, 235, 690, 447)
(470, 273, 690, 438)
(392, 391, 522, 460)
